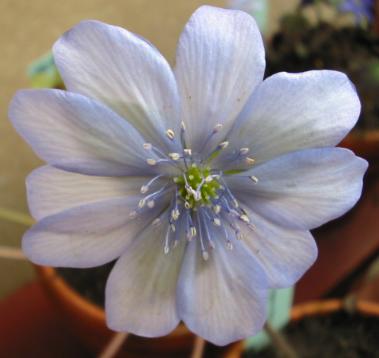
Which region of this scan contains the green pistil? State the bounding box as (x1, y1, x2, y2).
(174, 164, 221, 208)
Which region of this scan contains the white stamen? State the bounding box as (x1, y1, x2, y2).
(202, 251, 209, 260)
(171, 209, 180, 221)
(249, 175, 259, 183)
(140, 185, 149, 194)
(246, 157, 256, 165)
(205, 175, 213, 183)
(184, 148, 192, 156)
(143, 143, 152, 150)
(147, 200, 155, 208)
(239, 147, 249, 155)
(213, 218, 221, 226)
(240, 214, 250, 223)
(232, 199, 239, 208)
(146, 158, 156, 166)
(209, 240, 216, 249)
(219, 141, 229, 150)
(190, 226, 197, 237)
(184, 201, 191, 209)
(166, 129, 175, 140)
(168, 152, 180, 161)
(226, 240, 233, 250)
(181, 121, 186, 131)
(213, 205, 221, 214)
(170, 223, 176, 232)
(138, 199, 146, 208)
(164, 245, 170, 254)
(213, 123, 223, 132)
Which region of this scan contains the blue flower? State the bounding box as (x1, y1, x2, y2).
(9, 6, 367, 346)
(339, 0, 375, 23)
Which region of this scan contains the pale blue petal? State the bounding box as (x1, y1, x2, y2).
(227, 147, 368, 230)
(9, 89, 155, 176)
(53, 20, 181, 152)
(175, 5, 265, 156)
(106, 215, 185, 337)
(240, 209, 318, 288)
(26, 166, 161, 220)
(22, 195, 169, 268)
(177, 223, 268, 346)
(223, 70, 361, 165)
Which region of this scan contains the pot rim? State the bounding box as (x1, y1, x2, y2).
(35, 265, 189, 337)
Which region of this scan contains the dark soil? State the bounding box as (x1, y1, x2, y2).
(57, 262, 114, 307)
(266, 18, 379, 130)
(244, 311, 379, 358)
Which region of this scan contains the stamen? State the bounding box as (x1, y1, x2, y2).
(140, 175, 163, 194)
(147, 200, 155, 208)
(184, 148, 192, 156)
(213, 123, 223, 132)
(146, 158, 157, 166)
(239, 147, 249, 155)
(181, 121, 186, 131)
(218, 141, 229, 150)
(152, 218, 161, 226)
(168, 152, 181, 161)
(239, 214, 250, 223)
(171, 208, 180, 221)
(245, 157, 256, 165)
(166, 129, 175, 140)
(249, 175, 259, 183)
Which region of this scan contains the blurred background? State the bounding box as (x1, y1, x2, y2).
(1, 0, 379, 357)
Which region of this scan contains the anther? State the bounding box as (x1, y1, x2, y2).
(213, 218, 221, 226)
(140, 185, 149, 194)
(213, 205, 221, 214)
(202, 250, 209, 261)
(138, 199, 146, 208)
(240, 214, 250, 223)
(143, 143, 152, 150)
(164, 245, 170, 254)
(181, 121, 186, 131)
(147, 200, 155, 208)
(146, 158, 157, 166)
(246, 157, 256, 165)
(249, 175, 259, 183)
(168, 152, 180, 161)
(205, 175, 213, 183)
(171, 209, 180, 221)
(170, 223, 176, 232)
(166, 129, 175, 140)
(239, 147, 249, 155)
(219, 141, 229, 150)
(184, 148, 192, 156)
(190, 226, 197, 237)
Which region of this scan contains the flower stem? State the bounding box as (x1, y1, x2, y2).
(98, 332, 128, 358)
(0, 207, 34, 226)
(191, 336, 206, 358)
(0, 246, 26, 261)
(264, 322, 298, 358)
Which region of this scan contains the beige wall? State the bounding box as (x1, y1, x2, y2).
(0, 0, 296, 298)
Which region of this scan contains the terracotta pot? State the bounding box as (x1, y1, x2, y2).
(233, 299, 379, 357)
(36, 265, 194, 357)
(340, 130, 379, 162)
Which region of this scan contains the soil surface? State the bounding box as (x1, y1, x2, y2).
(245, 311, 379, 358)
(57, 262, 114, 307)
(267, 20, 379, 130)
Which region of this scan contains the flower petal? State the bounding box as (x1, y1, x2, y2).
(9, 89, 153, 176)
(53, 20, 181, 150)
(175, 5, 265, 154)
(225, 70, 361, 164)
(22, 195, 169, 268)
(106, 215, 185, 337)
(240, 210, 317, 287)
(227, 147, 368, 230)
(27, 166, 160, 220)
(177, 226, 268, 346)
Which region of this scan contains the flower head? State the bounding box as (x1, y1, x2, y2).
(9, 6, 367, 345)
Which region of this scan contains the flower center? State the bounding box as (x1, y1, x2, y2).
(174, 164, 221, 208)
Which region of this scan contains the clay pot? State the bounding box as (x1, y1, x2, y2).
(234, 299, 379, 357)
(36, 265, 194, 357)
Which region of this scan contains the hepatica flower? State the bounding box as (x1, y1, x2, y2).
(9, 6, 367, 345)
